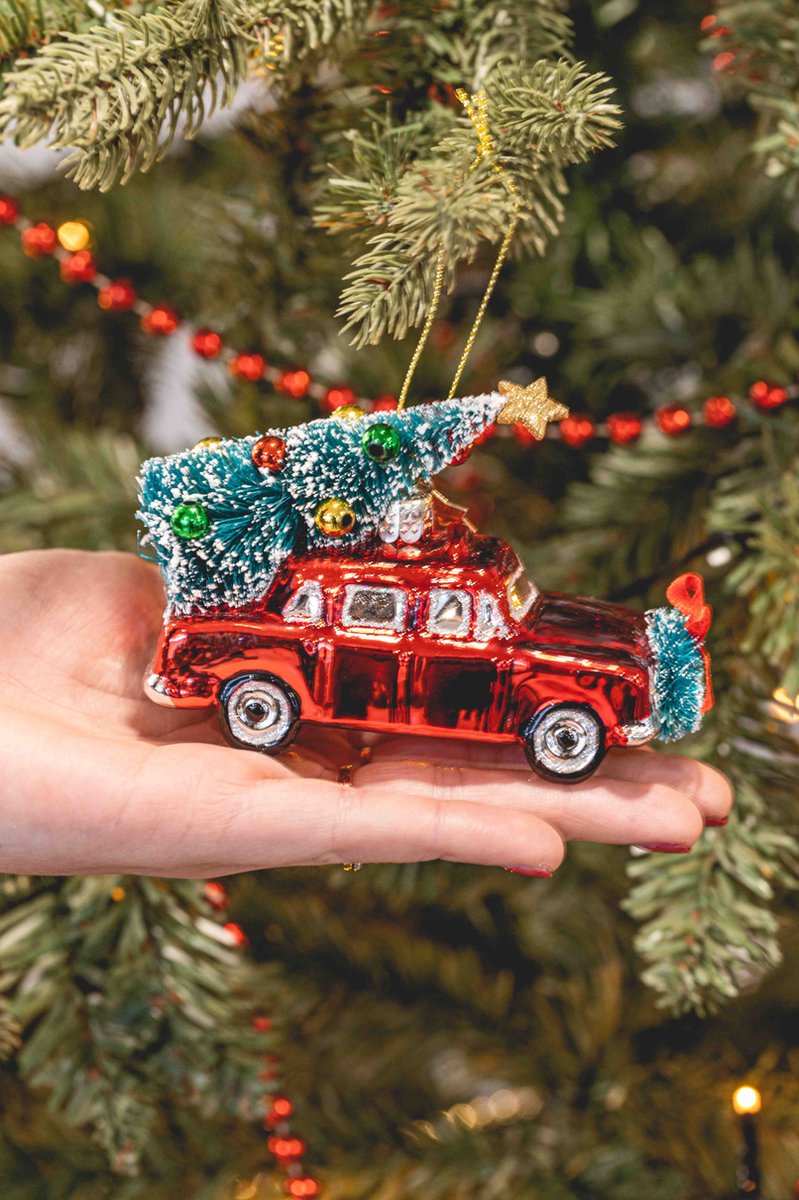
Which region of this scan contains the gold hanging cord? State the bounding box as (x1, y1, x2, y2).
(396, 88, 522, 411)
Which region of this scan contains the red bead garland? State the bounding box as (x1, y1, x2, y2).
(277, 368, 311, 398)
(0, 196, 20, 225)
(656, 404, 692, 436)
(203, 880, 228, 909)
(2, 195, 797, 469)
(22, 222, 57, 257)
(230, 353, 267, 382)
(141, 305, 179, 336)
(223, 920, 249, 947)
(192, 328, 223, 358)
(607, 412, 643, 445)
(704, 395, 736, 428)
(98, 279, 137, 311)
(750, 380, 788, 410)
(60, 250, 96, 285)
(559, 413, 595, 448)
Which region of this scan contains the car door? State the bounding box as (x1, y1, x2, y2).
(410, 586, 501, 733)
(324, 582, 411, 727)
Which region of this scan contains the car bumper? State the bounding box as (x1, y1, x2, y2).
(144, 672, 177, 707)
(619, 708, 660, 747)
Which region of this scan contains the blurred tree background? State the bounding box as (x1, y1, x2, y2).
(1, 0, 799, 1197)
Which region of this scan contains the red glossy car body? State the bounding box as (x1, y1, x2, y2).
(146, 525, 659, 779)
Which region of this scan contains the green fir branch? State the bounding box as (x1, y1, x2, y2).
(0, 0, 372, 191)
(327, 60, 620, 346)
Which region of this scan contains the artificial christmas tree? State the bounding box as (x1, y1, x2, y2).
(0, 1, 798, 1197)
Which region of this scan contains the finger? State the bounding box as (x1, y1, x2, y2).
(0, 716, 565, 876)
(352, 758, 705, 849)
(367, 736, 732, 825)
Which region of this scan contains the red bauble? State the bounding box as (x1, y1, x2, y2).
(60, 250, 96, 285)
(607, 412, 643, 445)
(704, 395, 736, 427)
(559, 414, 595, 448)
(141, 305, 179, 336)
(252, 1014, 272, 1032)
(193, 329, 223, 358)
(223, 921, 248, 947)
(286, 1178, 320, 1198)
(656, 404, 692, 435)
(268, 1135, 306, 1159)
(98, 280, 137, 311)
(230, 353, 266, 382)
(372, 394, 398, 411)
(203, 880, 228, 909)
(252, 435, 287, 472)
(323, 386, 357, 412)
(750, 380, 788, 411)
(0, 196, 20, 225)
(277, 368, 311, 398)
(21, 222, 57, 257)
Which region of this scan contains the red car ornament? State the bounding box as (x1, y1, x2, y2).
(144, 493, 713, 783)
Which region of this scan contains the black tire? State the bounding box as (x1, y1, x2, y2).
(522, 703, 606, 783)
(219, 672, 301, 755)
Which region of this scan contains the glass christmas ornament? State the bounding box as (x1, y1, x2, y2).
(331, 405, 364, 422)
(315, 497, 356, 537)
(170, 502, 210, 540)
(252, 435, 287, 472)
(140, 388, 713, 783)
(362, 422, 402, 463)
(192, 436, 224, 451)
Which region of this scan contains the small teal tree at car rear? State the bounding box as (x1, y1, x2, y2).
(138, 396, 501, 615)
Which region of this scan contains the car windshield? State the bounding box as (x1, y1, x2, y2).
(506, 565, 538, 620)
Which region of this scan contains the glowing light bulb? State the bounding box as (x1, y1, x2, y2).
(57, 220, 92, 252)
(732, 1085, 762, 1115)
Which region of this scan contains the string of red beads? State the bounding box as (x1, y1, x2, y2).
(200, 881, 322, 1196)
(1, 194, 797, 454)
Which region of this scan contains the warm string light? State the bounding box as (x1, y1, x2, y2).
(732, 1085, 762, 1116)
(2, 195, 798, 451)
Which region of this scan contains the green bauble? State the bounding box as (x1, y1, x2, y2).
(361, 422, 402, 464)
(170, 501, 210, 540)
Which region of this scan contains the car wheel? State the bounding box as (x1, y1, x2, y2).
(522, 703, 605, 782)
(219, 672, 301, 754)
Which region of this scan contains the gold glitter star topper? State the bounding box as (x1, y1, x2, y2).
(496, 378, 569, 441)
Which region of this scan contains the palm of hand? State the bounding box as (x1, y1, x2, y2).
(0, 550, 731, 877)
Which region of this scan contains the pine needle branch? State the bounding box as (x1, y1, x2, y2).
(0, 0, 372, 191)
(326, 60, 620, 346)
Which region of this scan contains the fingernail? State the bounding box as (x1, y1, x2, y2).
(504, 866, 553, 877)
(705, 816, 728, 827)
(638, 843, 692, 854)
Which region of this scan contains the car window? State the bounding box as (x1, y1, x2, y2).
(342, 585, 407, 632)
(283, 580, 324, 624)
(506, 566, 538, 619)
(427, 589, 472, 637)
(475, 592, 508, 640)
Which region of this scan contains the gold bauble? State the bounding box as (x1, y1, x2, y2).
(331, 405, 364, 422)
(191, 436, 224, 451)
(315, 497, 356, 538)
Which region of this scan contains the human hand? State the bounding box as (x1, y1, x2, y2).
(0, 550, 732, 878)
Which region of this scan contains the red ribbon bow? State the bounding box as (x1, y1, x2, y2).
(666, 572, 712, 640)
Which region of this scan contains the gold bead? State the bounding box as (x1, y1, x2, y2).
(57, 220, 92, 252)
(191, 436, 223, 451)
(331, 405, 364, 422)
(315, 497, 356, 538)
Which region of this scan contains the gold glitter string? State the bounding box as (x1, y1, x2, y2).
(447, 88, 522, 400)
(397, 248, 447, 411)
(398, 89, 521, 409)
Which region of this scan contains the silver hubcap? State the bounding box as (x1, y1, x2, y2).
(225, 679, 294, 749)
(532, 707, 601, 776)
